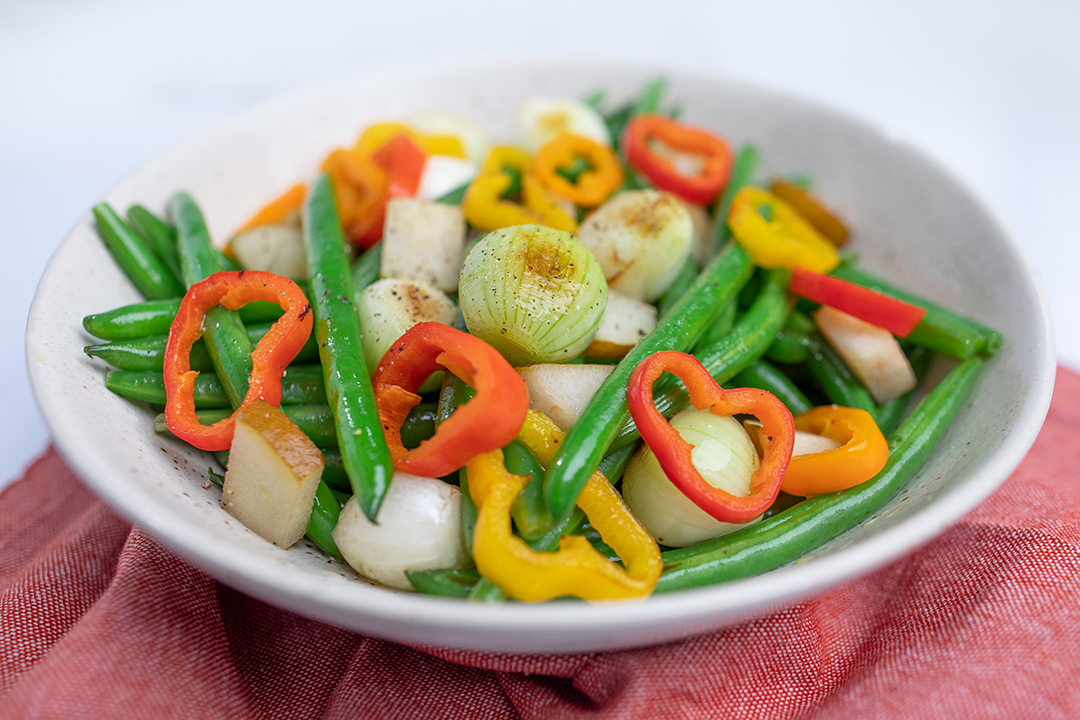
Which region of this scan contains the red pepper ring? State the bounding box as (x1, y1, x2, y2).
(627, 351, 795, 524)
(372, 322, 529, 478)
(164, 270, 313, 452)
(622, 114, 733, 206)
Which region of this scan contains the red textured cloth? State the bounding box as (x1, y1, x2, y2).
(2, 369, 1078, 719)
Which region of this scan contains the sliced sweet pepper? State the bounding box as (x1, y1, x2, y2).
(789, 266, 927, 337)
(164, 270, 313, 451)
(623, 113, 732, 205)
(372, 134, 427, 199)
(354, 121, 465, 160)
(781, 405, 889, 497)
(769, 179, 850, 247)
(627, 350, 794, 524)
(532, 132, 624, 207)
(462, 145, 578, 233)
(321, 149, 388, 249)
(372, 322, 529, 478)
(728, 187, 840, 273)
(468, 409, 661, 602)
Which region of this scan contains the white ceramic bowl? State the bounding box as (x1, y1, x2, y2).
(26, 59, 1054, 653)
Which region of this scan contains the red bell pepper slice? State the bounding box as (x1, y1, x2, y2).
(164, 271, 313, 451)
(372, 322, 529, 478)
(790, 266, 927, 337)
(622, 114, 733, 205)
(373, 134, 427, 200)
(627, 351, 794, 524)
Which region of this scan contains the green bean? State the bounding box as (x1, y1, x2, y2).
(157, 404, 338, 448)
(691, 296, 738, 354)
(657, 256, 700, 318)
(805, 334, 877, 418)
(303, 173, 394, 520)
(707, 143, 758, 258)
(305, 481, 345, 561)
(105, 365, 326, 408)
(633, 77, 666, 115)
(656, 356, 983, 592)
(830, 265, 1002, 358)
(581, 88, 606, 110)
(84, 321, 320, 372)
(731, 359, 813, 415)
(82, 297, 287, 341)
(467, 578, 506, 604)
(168, 191, 254, 407)
(93, 203, 185, 300)
(543, 242, 754, 523)
(406, 568, 481, 598)
(435, 183, 469, 206)
(350, 242, 382, 300)
(505, 440, 550, 543)
(126, 204, 182, 281)
(764, 327, 812, 365)
(603, 103, 634, 148)
(610, 268, 790, 450)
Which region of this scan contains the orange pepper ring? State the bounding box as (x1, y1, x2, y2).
(164, 271, 313, 452)
(627, 350, 794, 524)
(781, 406, 889, 497)
(372, 322, 529, 478)
(532, 132, 625, 207)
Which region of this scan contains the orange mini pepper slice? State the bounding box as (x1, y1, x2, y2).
(164, 271, 313, 451)
(532, 132, 625, 207)
(627, 350, 794, 524)
(781, 405, 889, 497)
(372, 322, 529, 478)
(232, 183, 307, 236)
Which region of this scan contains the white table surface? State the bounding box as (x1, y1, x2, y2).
(3, 0, 1076, 487)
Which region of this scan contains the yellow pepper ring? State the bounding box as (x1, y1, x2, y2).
(354, 121, 465, 159)
(781, 405, 890, 497)
(464, 146, 578, 233)
(728, 186, 840, 273)
(532, 132, 625, 207)
(467, 409, 661, 603)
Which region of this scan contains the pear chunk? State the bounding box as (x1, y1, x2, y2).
(222, 399, 324, 548)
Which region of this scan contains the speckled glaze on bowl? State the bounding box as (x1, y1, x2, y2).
(26, 59, 1054, 653)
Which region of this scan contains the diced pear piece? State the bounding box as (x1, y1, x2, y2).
(221, 399, 324, 548)
(814, 306, 917, 403)
(585, 290, 658, 358)
(380, 198, 467, 292)
(229, 213, 308, 279)
(332, 473, 468, 591)
(518, 363, 614, 432)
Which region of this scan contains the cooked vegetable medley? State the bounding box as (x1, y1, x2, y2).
(82, 79, 1000, 603)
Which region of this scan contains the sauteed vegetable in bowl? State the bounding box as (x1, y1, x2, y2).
(27, 60, 1053, 652)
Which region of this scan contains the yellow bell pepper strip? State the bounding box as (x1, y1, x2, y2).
(468, 411, 661, 602)
(522, 171, 578, 233)
(462, 146, 540, 231)
(463, 146, 579, 233)
(769, 179, 850, 247)
(532, 132, 625, 207)
(354, 121, 465, 160)
(321, 149, 388, 249)
(627, 350, 795, 524)
(164, 270, 313, 451)
(232, 183, 307, 236)
(622, 113, 733, 205)
(727, 186, 840, 273)
(372, 322, 529, 479)
(781, 405, 890, 497)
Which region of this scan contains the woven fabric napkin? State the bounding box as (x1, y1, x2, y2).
(2, 367, 1078, 719)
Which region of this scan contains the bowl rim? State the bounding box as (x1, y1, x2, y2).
(26, 56, 1057, 652)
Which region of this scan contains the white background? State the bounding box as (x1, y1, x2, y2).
(2, 0, 1077, 487)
